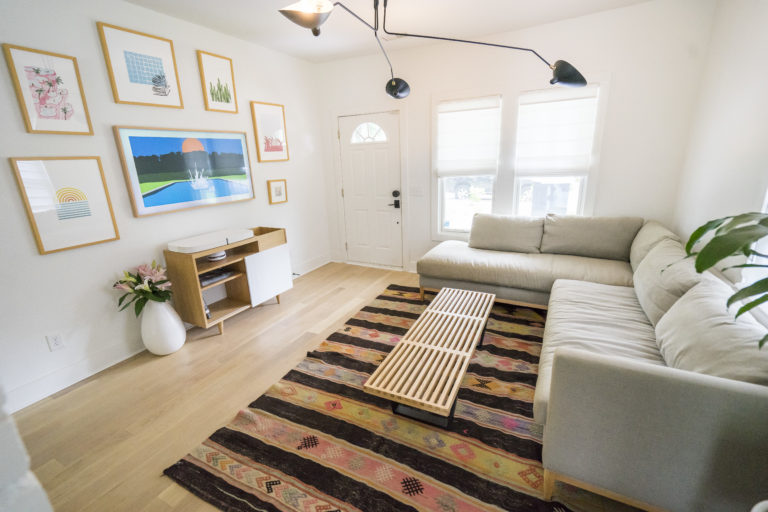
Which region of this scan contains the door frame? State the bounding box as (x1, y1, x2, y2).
(333, 109, 408, 270)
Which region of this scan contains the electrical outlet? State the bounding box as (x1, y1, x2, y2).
(46, 334, 65, 352)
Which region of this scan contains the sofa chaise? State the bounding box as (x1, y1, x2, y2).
(417, 213, 768, 511)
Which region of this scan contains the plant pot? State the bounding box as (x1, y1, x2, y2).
(140, 301, 186, 355)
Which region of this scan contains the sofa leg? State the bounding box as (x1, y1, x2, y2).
(542, 469, 555, 501)
(419, 286, 425, 301)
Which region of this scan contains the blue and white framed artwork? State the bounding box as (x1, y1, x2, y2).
(97, 22, 183, 108)
(114, 127, 254, 217)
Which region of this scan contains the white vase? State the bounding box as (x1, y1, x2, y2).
(140, 301, 186, 355)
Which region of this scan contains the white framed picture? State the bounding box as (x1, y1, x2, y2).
(197, 50, 237, 113)
(251, 101, 289, 162)
(10, 157, 119, 254)
(267, 179, 287, 204)
(97, 22, 183, 108)
(2, 44, 93, 135)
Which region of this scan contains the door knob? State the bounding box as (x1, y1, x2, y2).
(392, 190, 400, 198)
(388, 199, 401, 208)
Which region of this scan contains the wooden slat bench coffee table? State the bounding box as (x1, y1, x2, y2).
(364, 287, 496, 428)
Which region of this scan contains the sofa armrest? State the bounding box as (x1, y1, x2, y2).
(543, 348, 768, 512)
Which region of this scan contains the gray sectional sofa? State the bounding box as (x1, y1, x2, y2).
(417, 213, 768, 512)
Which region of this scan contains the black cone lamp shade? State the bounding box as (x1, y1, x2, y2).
(386, 77, 410, 99)
(550, 60, 587, 87)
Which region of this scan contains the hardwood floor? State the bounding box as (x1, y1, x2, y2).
(13, 262, 636, 512)
(13, 263, 418, 512)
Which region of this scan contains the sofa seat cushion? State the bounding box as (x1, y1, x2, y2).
(417, 241, 634, 293)
(533, 279, 665, 424)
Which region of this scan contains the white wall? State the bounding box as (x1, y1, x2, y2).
(0, 0, 331, 412)
(673, 0, 768, 237)
(317, 0, 717, 268)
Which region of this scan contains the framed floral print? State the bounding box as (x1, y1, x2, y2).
(97, 22, 183, 108)
(2, 44, 93, 135)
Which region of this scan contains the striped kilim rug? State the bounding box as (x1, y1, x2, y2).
(164, 285, 569, 511)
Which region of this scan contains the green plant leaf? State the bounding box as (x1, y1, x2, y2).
(135, 297, 148, 317)
(119, 295, 137, 311)
(759, 333, 768, 349)
(695, 224, 768, 272)
(722, 263, 768, 270)
(147, 294, 165, 302)
(735, 294, 768, 318)
(727, 277, 768, 306)
(118, 293, 130, 307)
(714, 212, 767, 235)
(685, 217, 729, 254)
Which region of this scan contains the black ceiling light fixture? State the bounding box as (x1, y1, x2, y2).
(278, 0, 587, 98)
(280, 0, 409, 99)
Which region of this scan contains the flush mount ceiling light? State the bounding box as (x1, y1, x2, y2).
(279, 0, 587, 99)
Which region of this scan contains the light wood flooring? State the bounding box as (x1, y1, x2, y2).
(13, 263, 635, 512)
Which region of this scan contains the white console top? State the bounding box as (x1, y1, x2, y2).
(167, 229, 254, 253)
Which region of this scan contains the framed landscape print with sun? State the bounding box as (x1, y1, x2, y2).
(113, 126, 254, 217)
(10, 156, 119, 254)
(2, 44, 93, 135)
(197, 50, 237, 113)
(97, 22, 183, 108)
(251, 101, 289, 162)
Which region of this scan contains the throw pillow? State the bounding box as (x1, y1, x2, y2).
(468, 214, 543, 253)
(633, 239, 701, 326)
(655, 273, 768, 385)
(629, 220, 682, 271)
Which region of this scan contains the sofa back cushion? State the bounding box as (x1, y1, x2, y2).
(655, 273, 768, 385)
(629, 220, 682, 271)
(539, 214, 643, 261)
(468, 214, 543, 253)
(633, 239, 701, 326)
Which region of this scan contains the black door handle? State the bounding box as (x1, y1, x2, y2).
(387, 199, 401, 208)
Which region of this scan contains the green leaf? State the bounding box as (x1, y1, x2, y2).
(119, 295, 137, 311)
(147, 294, 165, 302)
(759, 333, 768, 349)
(118, 293, 130, 307)
(685, 217, 729, 254)
(695, 224, 768, 272)
(735, 294, 768, 318)
(134, 297, 148, 317)
(727, 277, 768, 306)
(722, 263, 768, 270)
(714, 212, 767, 235)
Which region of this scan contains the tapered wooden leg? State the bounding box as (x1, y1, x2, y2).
(419, 287, 425, 301)
(542, 469, 555, 501)
(217, 322, 224, 336)
(276, 295, 281, 304)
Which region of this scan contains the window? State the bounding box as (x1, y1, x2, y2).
(351, 122, 387, 143)
(435, 95, 502, 234)
(513, 85, 600, 217)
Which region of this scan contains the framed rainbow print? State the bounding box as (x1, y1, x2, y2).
(2, 44, 93, 135)
(251, 101, 289, 162)
(10, 157, 119, 254)
(97, 22, 183, 108)
(113, 126, 255, 217)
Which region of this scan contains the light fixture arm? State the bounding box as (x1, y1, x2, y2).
(381, 0, 552, 68)
(374, 32, 394, 80)
(333, 0, 378, 32)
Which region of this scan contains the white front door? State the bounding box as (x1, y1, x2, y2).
(338, 111, 403, 267)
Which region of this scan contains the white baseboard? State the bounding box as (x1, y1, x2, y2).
(294, 255, 332, 277)
(6, 341, 144, 414)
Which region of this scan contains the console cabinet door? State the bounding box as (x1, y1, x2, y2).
(244, 244, 292, 307)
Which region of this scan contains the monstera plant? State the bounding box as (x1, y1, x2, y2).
(685, 212, 768, 348)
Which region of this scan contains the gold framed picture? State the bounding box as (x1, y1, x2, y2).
(251, 101, 289, 162)
(2, 44, 93, 135)
(97, 22, 183, 108)
(267, 179, 288, 204)
(197, 50, 237, 113)
(10, 156, 119, 254)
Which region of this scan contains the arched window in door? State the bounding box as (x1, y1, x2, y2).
(350, 122, 387, 143)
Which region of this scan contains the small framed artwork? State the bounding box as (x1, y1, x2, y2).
(197, 50, 237, 113)
(2, 44, 93, 135)
(267, 179, 288, 204)
(114, 126, 254, 217)
(251, 101, 289, 162)
(10, 157, 119, 254)
(97, 22, 183, 108)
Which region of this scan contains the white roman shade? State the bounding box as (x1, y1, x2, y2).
(515, 85, 599, 173)
(436, 95, 502, 177)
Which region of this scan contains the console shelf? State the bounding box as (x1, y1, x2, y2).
(164, 227, 288, 335)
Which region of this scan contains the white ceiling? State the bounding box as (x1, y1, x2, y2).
(125, 0, 650, 62)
